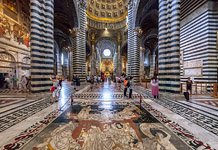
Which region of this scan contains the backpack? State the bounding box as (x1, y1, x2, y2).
(127, 81, 130, 87)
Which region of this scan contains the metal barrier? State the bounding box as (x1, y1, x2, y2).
(180, 82, 216, 96)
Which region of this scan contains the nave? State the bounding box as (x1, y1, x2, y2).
(0, 82, 217, 150)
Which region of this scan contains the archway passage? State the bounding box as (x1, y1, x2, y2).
(0, 52, 16, 88)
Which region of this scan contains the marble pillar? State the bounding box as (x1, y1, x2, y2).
(158, 0, 181, 93)
(91, 43, 96, 76)
(140, 47, 145, 82)
(73, 2, 87, 82)
(149, 54, 156, 78)
(30, 0, 54, 93)
(127, 2, 140, 82)
(116, 41, 122, 77)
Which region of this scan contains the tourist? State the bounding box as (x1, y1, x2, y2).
(50, 75, 59, 103)
(4, 74, 11, 90)
(123, 77, 128, 98)
(12, 75, 18, 90)
(108, 75, 112, 85)
(186, 77, 193, 97)
(151, 76, 159, 99)
(86, 75, 90, 82)
(26, 76, 31, 93)
(97, 75, 101, 84)
(90, 75, 94, 90)
(72, 75, 77, 90)
(20, 75, 27, 92)
(76, 76, 80, 90)
(128, 76, 133, 99)
(56, 76, 63, 97)
(94, 75, 97, 85)
(101, 74, 105, 83)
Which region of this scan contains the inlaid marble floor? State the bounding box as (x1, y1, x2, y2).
(23, 101, 190, 150)
(1, 82, 217, 150)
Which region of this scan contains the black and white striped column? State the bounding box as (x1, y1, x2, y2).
(117, 41, 122, 77)
(127, 3, 140, 82)
(140, 47, 145, 81)
(30, 0, 54, 93)
(158, 0, 181, 93)
(54, 41, 62, 76)
(71, 29, 78, 79)
(73, 3, 86, 82)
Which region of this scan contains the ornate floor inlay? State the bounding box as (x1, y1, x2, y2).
(0, 98, 51, 132)
(197, 100, 218, 108)
(85, 83, 122, 92)
(1, 83, 215, 150)
(74, 93, 140, 99)
(135, 86, 218, 137)
(21, 101, 190, 150)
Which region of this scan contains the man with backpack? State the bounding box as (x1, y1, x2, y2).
(123, 77, 128, 98)
(128, 76, 133, 99)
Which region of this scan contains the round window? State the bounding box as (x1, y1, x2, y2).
(103, 49, 111, 57)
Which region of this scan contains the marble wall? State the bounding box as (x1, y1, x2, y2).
(0, 1, 30, 81)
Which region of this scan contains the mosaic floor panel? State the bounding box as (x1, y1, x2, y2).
(197, 100, 218, 108)
(1, 83, 216, 150)
(134, 86, 218, 137)
(22, 101, 190, 150)
(86, 83, 122, 92)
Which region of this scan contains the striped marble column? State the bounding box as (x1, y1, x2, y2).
(70, 29, 78, 79)
(140, 47, 145, 81)
(54, 41, 62, 76)
(69, 50, 73, 80)
(73, 3, 87, 82)
(113, 52, 117, 74)
(116, 33, 122, 77)
(158, 0, 181, 93)
(127, 3, 140, 82)
(117, 41, 122, 77)
(149, 54, 156, 78)
(90, 34, 96, 76)
(30, 0, 54, 93)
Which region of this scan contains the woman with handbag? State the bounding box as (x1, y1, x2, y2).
(151, 76, 159, 99)
(50, 75, 59, 103)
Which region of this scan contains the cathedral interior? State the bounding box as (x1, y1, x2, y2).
(0, 0, 218, 149)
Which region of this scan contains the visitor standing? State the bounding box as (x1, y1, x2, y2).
(123, 77, 128, 98)
(186, 77, 193, 97)
(20, 75, 27, 92)
(26, 76, 31, 93)
(4, 74, 11, 90)
(90, 75, 94, 90)
(128, 76, 133, 99)
(86, 75, 90, 82)
(97, 75, 101, 84)
(50, 75, 59, 103)
(151, 76, 159, 99)
(108, 75, 112, 85)
(12, 75, 18, 89)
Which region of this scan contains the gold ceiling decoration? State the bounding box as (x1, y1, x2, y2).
(86, 0, 128, 23)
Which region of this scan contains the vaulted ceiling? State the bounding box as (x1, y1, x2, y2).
(87, 0, 128, 23)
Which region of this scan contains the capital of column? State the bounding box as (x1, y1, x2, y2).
(140, 47, 145, 52)
(69, 28, 80, 37)
(78, 0, 86, 9)
(134, 27, 143, 37)
(117, 32, 122, 45)
(128, 0, 133, 9)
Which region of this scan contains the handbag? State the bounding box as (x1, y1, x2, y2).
(50, 86, 56, 92)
